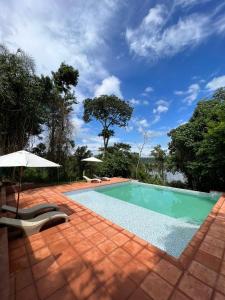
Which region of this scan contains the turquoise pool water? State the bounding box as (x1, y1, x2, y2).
(97, 182, 216, 224)
(64, 182, 219, 257)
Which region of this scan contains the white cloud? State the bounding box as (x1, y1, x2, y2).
(126, 3, 225, 61)
(143, 100, 149, 105)
(94, 75, 122, 98)
(151, 100, 169, 124)
(139, 119, 149, 128)
(175, 83, 200, 105)
(130, 98, 140, 105)
(153, 100, 169, 114)
(145, 86, 154, 93)
(174, 0, 210, 8)
(0, 1, 122, 96)
(206, 75, 225, 91)
(129, 98, 149, 106)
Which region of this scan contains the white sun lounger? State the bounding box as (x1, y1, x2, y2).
(1, 203, 59, 220)
(0, 211, 69, 236)
(94, 175, 110, 181)
(83, 175, 101, 183)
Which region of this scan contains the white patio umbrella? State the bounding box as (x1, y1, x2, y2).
(81, 156, 103, 176)
(0, 150, 60, 217)
(81, 156, 103, 163)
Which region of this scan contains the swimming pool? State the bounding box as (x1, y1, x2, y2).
(65, 181, 219, 257)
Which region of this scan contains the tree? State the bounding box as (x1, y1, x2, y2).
(168, 88, 225, 191)
(46, 63, 79, 168)
(73, 146, 92, 178)
(83, 95, 133, 156)
(135, 131, 149, 179)
(0, 45, 47, 154)
(151, 145, 166, 180)
(98, 143, 136, 177)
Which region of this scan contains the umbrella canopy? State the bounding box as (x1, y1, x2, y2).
(0, 150, 60, 168)
(81, 156, 103, 163)
(0, 150, 60, 218)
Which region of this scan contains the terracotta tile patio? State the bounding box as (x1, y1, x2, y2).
(1, 178, 225, 300)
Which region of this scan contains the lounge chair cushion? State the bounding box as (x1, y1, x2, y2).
(0, 211, 69, 236)
(1, 203, 59, 219)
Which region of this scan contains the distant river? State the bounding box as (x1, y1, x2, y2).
(150, 170, 186, 183)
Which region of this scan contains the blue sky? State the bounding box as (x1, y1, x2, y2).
(1, 0, 225, 155)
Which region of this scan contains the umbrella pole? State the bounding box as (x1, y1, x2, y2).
(16, 166, 23, 218)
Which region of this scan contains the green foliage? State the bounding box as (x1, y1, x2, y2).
(168, 88, 225, 191)
(0, 45, 48, 154)
(46, 63, 79, 174)
(73, 146, 93, 178)
(150, 145, 167, 179)
(97, 143, 137, 178)
(83, 95, 133, 155)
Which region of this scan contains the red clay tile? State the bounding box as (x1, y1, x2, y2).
(69, 216, 83, 225)
(5, 180, 225, 300)
(200, 241, 224, 259)
(45, 285, 75, 300)
(10, 255, 29, 272)
(55, 246, 78, 266)
(76, 221, 90, 231)
(102, 226, 119, 238)
(88, 286, 111, 300)
(16, 284, 38, 300)
(43, 232, 64, 244)
(136, 248, 161, 269)
(87, 217, 101, 225)
(221, 261, 225, 276)
(154, 259, 182, 285)
(133, 236, 148, 246)
(214, 292, 225, 300)
(73, 239, 93, 255)
(128, 288, 152, 300)
(36, 269, 66, 300)
(98, 239, 117, 255)
(204, 235, 225, 249)
(15, 268, 33, 291)
(9, 238, 24, 250)
(61, 256, 87, 282)
(111, 232, 130, 246)
(69, 268, 99, 300)
(106, 274, 137, 300)
(88, 232, 107, 245)
(48, 239, 70, 256)
(93, 222, 109, 231)
(195, 250, 221, 272)
(170, 290, 190, 300)
(216, 275, 225, 295)
(123, 259, 150, 285)
(179, 272, 213, 300)
(41, 226, 59, 237)
(109, 248, 132, 268)
(60, 226, 78, 238)
(66, 232, 84, 244)
(82, 247, 105, 266)
(25, 238, 46, 253)
(81, 226, 98, 237)
(188, 260, 217, 287)
(29, 246, 51, 265)
(141, 272, 173, 300)
(32, 255, 58, 280)
(94, 257, 119, 282)
(123, 240, 143, 256)
(10, 245, 26, 260)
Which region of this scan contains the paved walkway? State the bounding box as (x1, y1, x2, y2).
(3, 178, 225, 300)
